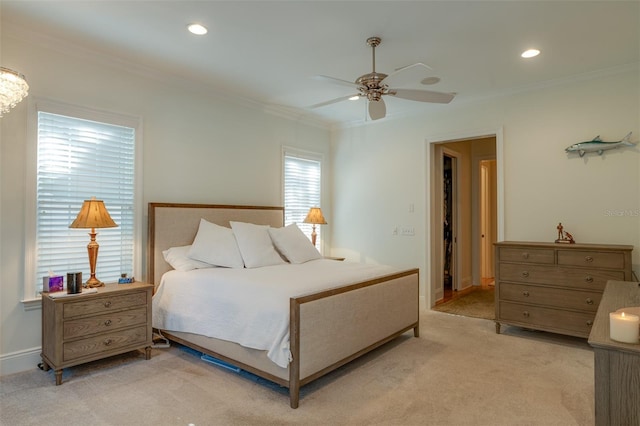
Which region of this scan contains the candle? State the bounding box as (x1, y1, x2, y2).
(609, 311, 640, 344)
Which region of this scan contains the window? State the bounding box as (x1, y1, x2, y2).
(25, 101, 141, 301)
(283, 147, 323, 248)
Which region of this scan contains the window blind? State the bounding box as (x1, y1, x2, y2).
(35, 111, 135, 292)
(283, 150, 322, 245)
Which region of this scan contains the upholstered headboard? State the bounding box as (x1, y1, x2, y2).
(147, 203, 284, 286)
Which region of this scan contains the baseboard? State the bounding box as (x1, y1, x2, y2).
(420, 295, 427, 311)
(0, 346, 42, 376)
(458, 276, 474, 291)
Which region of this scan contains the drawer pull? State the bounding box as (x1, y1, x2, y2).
(522, 311, 530, 318)
(521, 271, 530, 278)
(522, 252, 529, 259)
(103, 339, 113, 346)
(104, 319, 112, 326)
(585, 276, 594, 283)
(586, 320, 593, 327)
(586, 298, 594, 305)
(104, 301, 112, 308)
(522, 291, 530, 297)
(584, 256, 594, 263)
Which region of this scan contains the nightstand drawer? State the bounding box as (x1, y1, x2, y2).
(63, 325, 148, 362)
(557, 250, 625, 269)
(499, 301, 595, 335)
(63, 291, 148, 318)
(499, 283, 602, 312)
(498, 247, 555, 264)
(64, 307, 147, 339)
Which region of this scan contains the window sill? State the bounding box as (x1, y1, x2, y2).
(21, 297, 42, 311)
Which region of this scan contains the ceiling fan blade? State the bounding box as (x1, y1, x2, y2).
(368, 98, 386, 120)
(394, 62, 433, 73)
(307, 94, 359, 109)
(388, 88, 455, 104)
(313, 75, 360, 89)
(382, 62, 433, 88)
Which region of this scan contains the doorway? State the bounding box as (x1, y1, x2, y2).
(443, 153, 456, 299)
(429, 135, 499, 306)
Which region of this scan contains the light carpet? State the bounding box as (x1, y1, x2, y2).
(0, 310, 594, 426)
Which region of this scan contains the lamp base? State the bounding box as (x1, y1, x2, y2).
(84, 277, 105, 288)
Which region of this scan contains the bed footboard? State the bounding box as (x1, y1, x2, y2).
(288, 268, 419, 408)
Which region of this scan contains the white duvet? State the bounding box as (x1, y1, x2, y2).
(152, 259, 397, 368)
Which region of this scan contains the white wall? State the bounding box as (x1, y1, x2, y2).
(0, 29, 331, 374)
(331, 68, 640, 307)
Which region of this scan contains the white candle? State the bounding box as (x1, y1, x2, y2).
(609, 311, 640, 344)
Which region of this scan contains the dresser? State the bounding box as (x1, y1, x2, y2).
(41, 282, 153, 385)
(588, 280, 640, 426)
(494, 241, 633, 338)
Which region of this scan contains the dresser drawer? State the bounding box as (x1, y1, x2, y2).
(63, 325, 148, 362)
(499, 301, 595, 336)
(557, 250, 625, 269)
(498, 247, 555, 264)
(498, 263, 625, 290)
(499, 283, 602, 312)
(63, 291, 148, 318)
(63, 307, 147, 339)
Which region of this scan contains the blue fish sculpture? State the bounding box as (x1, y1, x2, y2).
(565, 132, 636, 157)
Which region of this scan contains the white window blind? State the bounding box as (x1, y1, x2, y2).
(283, 149, 323, 246)
(34, 111, 135, 294)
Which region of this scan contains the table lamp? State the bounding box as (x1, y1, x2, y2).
(69, 197, 118, 287)
(303, 207, 327, 247)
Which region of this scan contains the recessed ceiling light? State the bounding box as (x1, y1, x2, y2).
(521, 49, 540, 59)
(188, 24, 208, 35)
(349, 95, 360, 101)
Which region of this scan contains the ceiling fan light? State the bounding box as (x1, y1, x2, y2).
(421, 76, 441, 85)
(521, 48, 540, 59)
(188, 23, 208, 35)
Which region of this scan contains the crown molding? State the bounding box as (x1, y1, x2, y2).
(2, 21, 332, 129)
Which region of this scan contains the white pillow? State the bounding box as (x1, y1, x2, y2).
(162, 245, 215, 271)
(187, 219, 244, 268)
(230, 221, 286, 268)
(268, 223, 322, 264)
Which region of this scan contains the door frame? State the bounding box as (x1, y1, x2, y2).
(425, 128, 504, 307)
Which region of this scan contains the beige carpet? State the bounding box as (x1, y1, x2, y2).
(432, 287, 495, 320)
(0, 310, 594, 426)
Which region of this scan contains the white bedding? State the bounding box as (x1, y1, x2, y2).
(152, 259, 397, 367)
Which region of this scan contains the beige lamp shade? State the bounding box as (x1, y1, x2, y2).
(69, 198, 118, 229)
(303, 207, 327, 225)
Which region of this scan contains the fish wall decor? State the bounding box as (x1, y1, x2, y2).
(565, 132, 636, 157)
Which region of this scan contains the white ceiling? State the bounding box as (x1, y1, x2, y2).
(2, 1, 638, 126)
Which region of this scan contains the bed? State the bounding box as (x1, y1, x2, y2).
(148, 202, 419, 408)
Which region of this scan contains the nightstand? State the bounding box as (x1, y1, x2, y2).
(40, 281, 153, 385)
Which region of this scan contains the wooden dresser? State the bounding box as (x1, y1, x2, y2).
(494, 241, 633, 338)
(588, 280, 640, 426)
(41, 282, 153, 385)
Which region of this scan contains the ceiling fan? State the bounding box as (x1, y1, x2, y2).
(310, 37, 455, 120)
